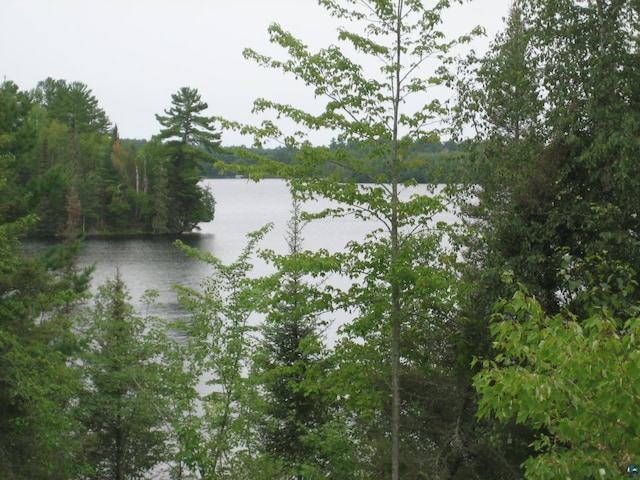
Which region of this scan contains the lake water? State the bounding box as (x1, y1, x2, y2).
(20, 178, 457, 478)
(26, 178, 454, 326)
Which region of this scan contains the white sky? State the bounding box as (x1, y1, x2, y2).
(1, 0, 511, 146)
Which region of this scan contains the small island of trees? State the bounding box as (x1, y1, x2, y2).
(0, 78, 465, 238)
(1, 81, 218, 236)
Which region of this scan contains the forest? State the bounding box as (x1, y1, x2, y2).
(0, 81, 219, 236)
(0, 78, 465, 238)
(2, 1, 640, 479)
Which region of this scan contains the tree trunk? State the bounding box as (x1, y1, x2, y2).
(391, 4, 402, 478)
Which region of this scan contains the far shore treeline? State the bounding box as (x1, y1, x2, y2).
(0, 77, 467, 238)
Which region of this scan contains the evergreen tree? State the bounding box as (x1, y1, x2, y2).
(33, 78, 111, 137)
(77, 272, 185, 480)
(0, 155, 90, 479)
(151, 161, 170, 234)
(34, 78, 111, 177)
(30, 78, 113, 234)
(0, 81, 37, 220)
(155, 87, 220, 232)
(0, 80, 37, 158)
(252, 201, 354, 479)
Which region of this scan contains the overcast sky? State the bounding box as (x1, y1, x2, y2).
(2, 0, 511, 146)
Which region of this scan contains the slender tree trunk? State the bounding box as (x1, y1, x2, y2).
(143, 156, 148, 195)
(116, 420, 125, 480)
(135, 163, 140, 218)
(391, 153, 401, 480)
(391, 277, 401, 480)
(391, 3, 403, 479)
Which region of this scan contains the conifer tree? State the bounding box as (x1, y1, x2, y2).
(0, 155, 90, 479)
(77, 272, 185, 480)
(251, 201, 354, 479)
(155, 87, 220, 232)
(30, 78, 113, 234)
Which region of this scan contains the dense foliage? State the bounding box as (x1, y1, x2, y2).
(474, 258, 640, 479)
(0, 77, 466, 238)
(77, 273, 186, 479)
(0, 156, 91, 479)
(456, 0, 640, 477)
(2, 0, 640, 478)
(0, 80, 220, 236)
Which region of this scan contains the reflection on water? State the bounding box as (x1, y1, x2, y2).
(22, 179, 296, 320)
(76, 234, 215, 307)
(22, 179, 455, 328)
(22, 235, 215, 330)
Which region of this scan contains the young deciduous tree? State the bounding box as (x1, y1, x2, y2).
(474, 257, 640, 478)
(217, 1, 476, 477)
(173, 227, 269, 479)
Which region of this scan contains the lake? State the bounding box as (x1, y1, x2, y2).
(26, 178, 455, 327)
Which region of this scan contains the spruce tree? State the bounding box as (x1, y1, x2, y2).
(77, 272, 185, 480)
(252, 201, 353, 478)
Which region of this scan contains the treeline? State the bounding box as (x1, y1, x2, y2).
(1, 77, 467, 238)
(0, 80, 217, 236)
(211, 139, 468, 183)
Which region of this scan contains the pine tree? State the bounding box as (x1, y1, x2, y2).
(154, 87, 220, 232)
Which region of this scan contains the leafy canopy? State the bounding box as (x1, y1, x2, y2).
(474, 261, 640, 478)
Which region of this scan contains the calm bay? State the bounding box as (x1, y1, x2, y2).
(26, 178, 454, 325)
